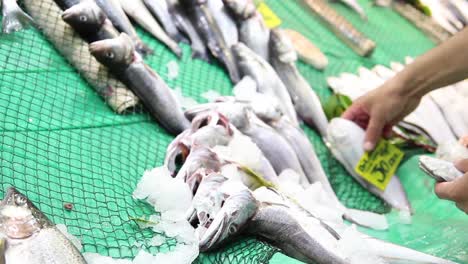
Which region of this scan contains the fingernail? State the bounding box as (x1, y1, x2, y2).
(364, 142, 374, 151)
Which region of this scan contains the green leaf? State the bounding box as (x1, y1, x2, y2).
(323, 93, 353, 121)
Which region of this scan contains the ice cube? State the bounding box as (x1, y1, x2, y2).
(201, 90, 222, 102)
(167, 60, 179, 80)
(56, 224, 82, 251)
(83, 253, 132, 264)
(233, 76, 257, 101)
(150, 234, 166, 247)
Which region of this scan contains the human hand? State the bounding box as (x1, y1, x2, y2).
(342, 81, 421, 151)
(435, 159, 468, 214)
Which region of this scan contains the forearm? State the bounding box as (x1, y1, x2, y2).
(390, 27, 468, 98)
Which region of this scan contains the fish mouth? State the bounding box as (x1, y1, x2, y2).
(1, 187, 22, 206)
(88, 41, 106, 55)
(61, 9, 76, 22)
(199, 213, 228, 252)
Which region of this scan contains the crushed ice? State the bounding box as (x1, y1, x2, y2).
(166, 60, 179, 80)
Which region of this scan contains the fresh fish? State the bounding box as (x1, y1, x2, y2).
(223, 0, 270, 60)
(207, 0, 238, 47)
(118, 0, 182, 57)
(371, 65, 395, 80)
(89, 33, 190, 134)
(174, 145, 223, 183)
(166, 0, 209, 61)
(282, 29, 328, 70)
(1, 0, 33, 33)
(182, 0, 240, 82)
(447, 0, 468, 25)
(0, 187, 86, 263)
(53, 0, 79, 10)
(143, 0, 185, 42)
(303, 0, 375, 56)
(429, 87, 468, 138)
(232, 43, 299, 126)
(419, 0, 463, 34)
(269, 29, 328, 136)
(95, 0, 153, 56)
(419, 156, 464, 182)
(61, 1, 120, 42)
(24, 0, 139, 114)
(326, 118, 411, 212)
(335, 0, 367, 20)
(199, 189, 258, 251)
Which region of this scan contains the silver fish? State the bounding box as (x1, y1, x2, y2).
(175, 145, 223, 184)
(95, 0, 153, 56)
(89, 33, 190, 134)
(1, 188, 86, 264)
(182, 0, 240, 82)
(269, 29, 328, 137)
(143, 0, 185, 42)
(119, 0, 182, 57)
(232, 43, 299, 127)
(335, 0, 367, 20)
(1, 0, 33, 33)
(419, 156, 464, 182)
(61, 1, 121, 43)
(24, 0, 139, 114)
(166, 0, 210, 61)
(223, 0, 270, 60)
(326, 118, 411, 212)
(207, 0, 238, 48)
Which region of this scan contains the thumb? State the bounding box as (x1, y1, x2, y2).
(364, 115, 385, 151)
(435, 181, 457, 201)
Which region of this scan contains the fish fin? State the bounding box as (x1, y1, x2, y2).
(2, 2, 34, 34)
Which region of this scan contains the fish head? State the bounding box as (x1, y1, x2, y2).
(199, 189, 257, 251)
(269, 29, 297, 63)
(223, 0, 256, 19)
(176, 145, 222, 182)
(62, 1, 106, 30)
(89, 33, 134, 69)
(186, 102, 250, 130)
(0, 188, 52, 240)
(191, 111, 233, 136)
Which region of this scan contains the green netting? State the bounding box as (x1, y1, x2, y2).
(0, 0, 463, 263)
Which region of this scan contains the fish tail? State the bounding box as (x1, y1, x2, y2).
(168, 42, 183, 58)
(2, 1, 34, 34)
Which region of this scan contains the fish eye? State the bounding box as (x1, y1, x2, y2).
(79, 15, 87, 22)
(106, 52, 115, 59)
(15, 195, 27, 206)
(228, 224, 237, 234)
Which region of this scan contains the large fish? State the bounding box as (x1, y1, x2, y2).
(232, 43, 299, 127)
(1, 0, 33, 33)
(95, 0, 153, 56)
(143, 0, 185, 42)
(0, 187, 86, 263)
(269, 29, 328, 137)
(23, 0, 139, 114)
(89, 33, 190, 134)
(222, 0, 270, 60)
(326, 118, 411, 212)
(118, 0, 182, 57)
(181, 0, 240, 82)
(166, 0, 209, 61)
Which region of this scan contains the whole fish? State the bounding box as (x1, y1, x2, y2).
(181, 0, 240, 82)
(166, 0, 210, 61)
(61, 1, 120, 42)
(0, 187, 86, 263)
(1, 0, 33, 33)
(232, 43, 299, 127)
(326, 118, 411, 212)
(118, 0, 182, 57)
(269, 29, 328, 137)
(89, 33, 190, 134)
(419, 156, 464, 182)
(282, 29, 328, 70)
(207, 0, 238, 48)
(23, 0, 139, 114)
(143, 0, 185, 42)
(95, 0, 153, 56)
(223, 0, 270, 60)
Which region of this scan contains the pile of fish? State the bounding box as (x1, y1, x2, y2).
(327, 57, 468, 147)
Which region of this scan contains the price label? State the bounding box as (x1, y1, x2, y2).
(355, 140, 404, 191)
(257, 2, 282, 29)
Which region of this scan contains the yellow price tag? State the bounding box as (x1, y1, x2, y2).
(257, 2, 282, 29)
(355, 140, 404, 191)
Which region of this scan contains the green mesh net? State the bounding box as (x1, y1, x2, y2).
(0, 0, 463, 263)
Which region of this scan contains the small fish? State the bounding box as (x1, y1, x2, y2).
(326, 118, 411, 212)
(0, 187, 86, 263)
(207, 0, 238, 48)
(181, 0, 240, 82)
(24, 0, 139, 114)
(223, 0, 270, 60)
(1, 0, 34, 34)
(118, 0, 182, 57)
(95, 0, 153, 56)
(166, 0, 210, 61)
(419, 156, 464, 182)
(89, 33, 190, 134)
(269, 29, 328, 136)
(143, 0, 185, 42)
(61, 1, 121, 42)
(232, 43, 299, 126)
(282, 29, 328, 70)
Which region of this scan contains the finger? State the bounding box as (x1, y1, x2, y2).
(455, 202, 468, 214)
(455, 159, 468, 173)
(383, 124, 394, 139)
(434, 182, 457, 201)
(364, 116, 385, 151)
